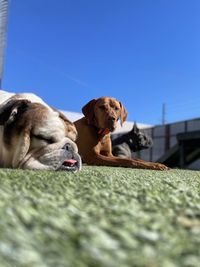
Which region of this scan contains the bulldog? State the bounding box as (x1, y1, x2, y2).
(0, 90, 82, 171)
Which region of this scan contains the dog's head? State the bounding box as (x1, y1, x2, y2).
(82, 97, 128, 133)
(127, 123, 153, 151)
(0, 99, 81, 171)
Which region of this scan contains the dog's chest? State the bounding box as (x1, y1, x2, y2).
(99, 135, 112, 154)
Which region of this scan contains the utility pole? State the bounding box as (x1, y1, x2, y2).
(162, 103, 166, 125)
(0, 0, 9, 88)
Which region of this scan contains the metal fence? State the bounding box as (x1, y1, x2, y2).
(139, 118, 200, 162)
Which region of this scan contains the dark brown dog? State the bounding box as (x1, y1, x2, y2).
(74, 97, 168, 170)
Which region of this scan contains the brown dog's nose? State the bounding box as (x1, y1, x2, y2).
(108, 116, 116, 122)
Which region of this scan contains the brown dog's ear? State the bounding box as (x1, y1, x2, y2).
(119, 102, 128, 126)
(0, 99, 30, 125)
(82, 99, 97, 125)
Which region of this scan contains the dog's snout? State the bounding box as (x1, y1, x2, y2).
(108, 116, 116, 122)
(62, 143, 73, 151)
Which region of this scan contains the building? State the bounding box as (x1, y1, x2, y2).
(137, 118, 200, 170)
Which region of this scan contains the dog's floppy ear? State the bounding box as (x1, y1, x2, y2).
(82, 99, 97, 125)
(12, 129, 31, 168)
(0, 99, 30, 125)
(119, 102, 128, 126)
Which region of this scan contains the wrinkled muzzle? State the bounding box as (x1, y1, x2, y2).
(105, 114, 118, 132)
(57, 143, 82, 172)
(26, 138, 82, 172)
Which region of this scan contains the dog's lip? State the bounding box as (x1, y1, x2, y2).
(59, 159, 78, 171)
(109, 125, 116, 132)
(63, 159, 77, 166)
(58, 151, 82, 172)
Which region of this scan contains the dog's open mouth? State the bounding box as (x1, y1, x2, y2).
(59, 153, 82, 172)
(61, 159, 77, 171)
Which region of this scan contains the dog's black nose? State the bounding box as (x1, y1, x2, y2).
(62, 143, 73, 151)
(108, 116, 116, 122)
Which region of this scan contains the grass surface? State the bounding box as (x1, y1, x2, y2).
(0, 167, 200, 267)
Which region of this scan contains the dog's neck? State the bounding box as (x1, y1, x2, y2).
(85, 117, 110, 137)
(97, 128, 110, 136)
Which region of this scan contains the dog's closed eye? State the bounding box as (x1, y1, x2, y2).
(32, 134, 54, 144)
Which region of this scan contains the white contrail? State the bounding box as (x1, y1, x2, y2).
(0, 0, 9, 88)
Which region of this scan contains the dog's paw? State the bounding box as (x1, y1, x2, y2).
(152, 163, 169, 170)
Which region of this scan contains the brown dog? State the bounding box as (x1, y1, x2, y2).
(74, 97, 168, 170)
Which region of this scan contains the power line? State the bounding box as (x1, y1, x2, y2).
(162, 103, 166, 125)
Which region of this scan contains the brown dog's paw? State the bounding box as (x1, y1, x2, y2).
(152, 163, 169, 170)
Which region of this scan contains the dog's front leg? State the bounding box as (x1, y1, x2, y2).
(84, 152, 168, 170)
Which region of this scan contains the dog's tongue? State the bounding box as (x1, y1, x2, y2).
(64, 159, 77, 166)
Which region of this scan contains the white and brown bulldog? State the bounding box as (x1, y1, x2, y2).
(0, 90, 82, 171)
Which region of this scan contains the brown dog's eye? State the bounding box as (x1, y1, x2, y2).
(114, 106, 119, 111)
(99, 105, 106, 110)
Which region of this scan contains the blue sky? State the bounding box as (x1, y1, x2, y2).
(2, 0, 200, 124)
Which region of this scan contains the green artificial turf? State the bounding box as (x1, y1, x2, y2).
(0, 166, 200, 267)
